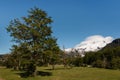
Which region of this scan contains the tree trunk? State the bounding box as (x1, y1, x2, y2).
(33, 67, 37, 77)
(16, 66, 19, 70)
(52, 64, 55, 70)
(32, 64, 37, 77)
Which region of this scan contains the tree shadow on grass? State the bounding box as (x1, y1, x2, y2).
(16, 71, 52, 78)
(45, 67, 72, 71)
(45, 68, 64, 70)
(37, 71, 52, 76)
(16, 72, 29, 78)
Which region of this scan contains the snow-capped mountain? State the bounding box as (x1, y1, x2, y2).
(65, 35, 113, 56)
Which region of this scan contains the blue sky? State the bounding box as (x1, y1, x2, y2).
(0, 0, 120, 54)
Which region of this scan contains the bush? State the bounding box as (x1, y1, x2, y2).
(92, 60, 104, 68)
(111, 57, 120, 69)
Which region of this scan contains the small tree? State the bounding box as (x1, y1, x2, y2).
(4, 54, 14, 68)
(9, 45, 22, 70)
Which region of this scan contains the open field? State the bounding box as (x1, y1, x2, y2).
(0, 66, 120, 80)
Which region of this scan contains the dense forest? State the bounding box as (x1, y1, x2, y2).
(84, 39, 120, 69)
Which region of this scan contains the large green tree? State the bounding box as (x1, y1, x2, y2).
(6, 7, 60, 76)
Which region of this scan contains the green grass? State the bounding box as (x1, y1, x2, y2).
(0, 66, 120, 80)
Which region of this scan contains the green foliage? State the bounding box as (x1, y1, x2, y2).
(73, 57, 83, 67)
(4, 54, 14, 68)
(92, 60, 104, 68)
(83, 46, 120, 69)
(6, 7, 60, 76)
(83, 52, 96, 65)
(111, 57, 120, 69)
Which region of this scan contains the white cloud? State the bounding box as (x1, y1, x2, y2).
(74, 35, 114, 52)
(81, 35, 113, 44)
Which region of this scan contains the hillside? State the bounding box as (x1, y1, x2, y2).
(103, 38, 120, 48)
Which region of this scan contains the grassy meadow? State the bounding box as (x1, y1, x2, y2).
(0, 65, 120, 80)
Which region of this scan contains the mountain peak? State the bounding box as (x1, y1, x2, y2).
(65, 35, 114, 56)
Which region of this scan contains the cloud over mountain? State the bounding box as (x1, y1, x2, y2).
(65, 35, 114, 54)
